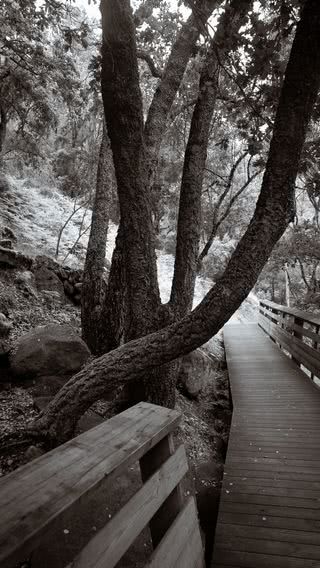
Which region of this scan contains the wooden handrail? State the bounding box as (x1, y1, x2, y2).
(260, 299, 320, 327)
(259, 300, 320, 382)
(0, 402, 204, 568)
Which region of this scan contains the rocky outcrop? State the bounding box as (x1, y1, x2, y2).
(0, 312, 12, 357)
(178, 348, 218, 398)
(34, 265, 65, 297)
(32, 255, 83, 304)
(0, 247, 33, 270)
(10, 324, 90, 379)
(0, 245, 92, 305)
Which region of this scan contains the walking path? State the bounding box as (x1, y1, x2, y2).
(212, 323, 320, 567)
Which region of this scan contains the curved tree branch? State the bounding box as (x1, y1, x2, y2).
(137, 49, 162, 78)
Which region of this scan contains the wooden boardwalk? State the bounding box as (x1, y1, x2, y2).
(212, 323, 320, 568)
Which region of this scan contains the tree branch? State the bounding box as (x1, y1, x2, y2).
(137, 49, 162, 78)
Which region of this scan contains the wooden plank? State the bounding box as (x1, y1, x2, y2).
(214, 548, 320, 567)
(288, 322, 320, 344)
(215, 534, 320, 559)
(216, 523, 320, 545)
(140, 433, 183, 547)
(221, 492, 320, 510)
(0, 402, 181, 568)
(259, 314, 320, 376)
(260, 300, 320, 327)
(67, 445, 188, 568)
(219, 511, 320, 533)
(147, 497, 204, 568)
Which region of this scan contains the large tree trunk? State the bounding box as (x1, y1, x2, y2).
(101, 0, 161, 341)
(95, 0, 222, 362)
(81, 127, 115, 354)
(170, 0, 252, 318)
(0, 106, 7, 156)
(21, 0, 320, 446)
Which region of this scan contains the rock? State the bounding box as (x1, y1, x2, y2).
(34, 265, 64, 297)
(41, 290, 62, 301)
(63, 279, 74, 296)
(33, 255, 60, 272)
(178, 348, 217, 398)
(0, 247, 33, 270)
(10, 324, 90, 379)
(15, 270, 34, 285)
(24, 445, 45, 461)
(0, 313, 12, 336)
(0, 174, 11, 193)
(0, 340, 10, 363)
(0, 239, 13, 249)
(1, 226, 17, 242)
(59, 267, 68, 280)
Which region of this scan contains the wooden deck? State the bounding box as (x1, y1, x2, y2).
(212, 323, 320, 568)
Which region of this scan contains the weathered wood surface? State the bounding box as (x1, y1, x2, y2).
(259, 301, 320, 380)
(0, 401, 181, 568)
(260, 299, 320, 327)
(68, 445, 188, 568)
(148, 497, 205, 568)
(212, 323, 320, 568)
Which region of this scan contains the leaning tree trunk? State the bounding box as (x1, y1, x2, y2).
(81, 126, 115, 354)
(170, 0, 252, 319)
(12, 0, 320, 447)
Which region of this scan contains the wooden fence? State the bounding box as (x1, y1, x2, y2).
(259, 299, 320, 382)
(0, 401, 204, 568)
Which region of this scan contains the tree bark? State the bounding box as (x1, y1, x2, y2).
(23, 0, 320, 446)
(101, 0, 161, 342)
(0, 106, 7, 155)
(170, 0, 252, 317)
(98, 223, 126, 354)
(81, 127, 115, 354)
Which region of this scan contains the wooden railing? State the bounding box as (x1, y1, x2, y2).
(0, 401, 204, 568)
(259, 299, 320, 382)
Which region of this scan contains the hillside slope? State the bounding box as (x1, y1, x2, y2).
(0, 176, 258, 344)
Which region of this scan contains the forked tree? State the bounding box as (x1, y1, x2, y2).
(2, 0, 320, 450)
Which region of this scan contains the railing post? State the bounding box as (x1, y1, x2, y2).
(139, 433, 184, 548)
(292, 316, 304, 367)
(311, 324, 319, 380)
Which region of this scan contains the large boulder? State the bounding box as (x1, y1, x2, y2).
(10, 324, 90, 379)
(178, 348, 217, 398)
(34, 265, 65, 297)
